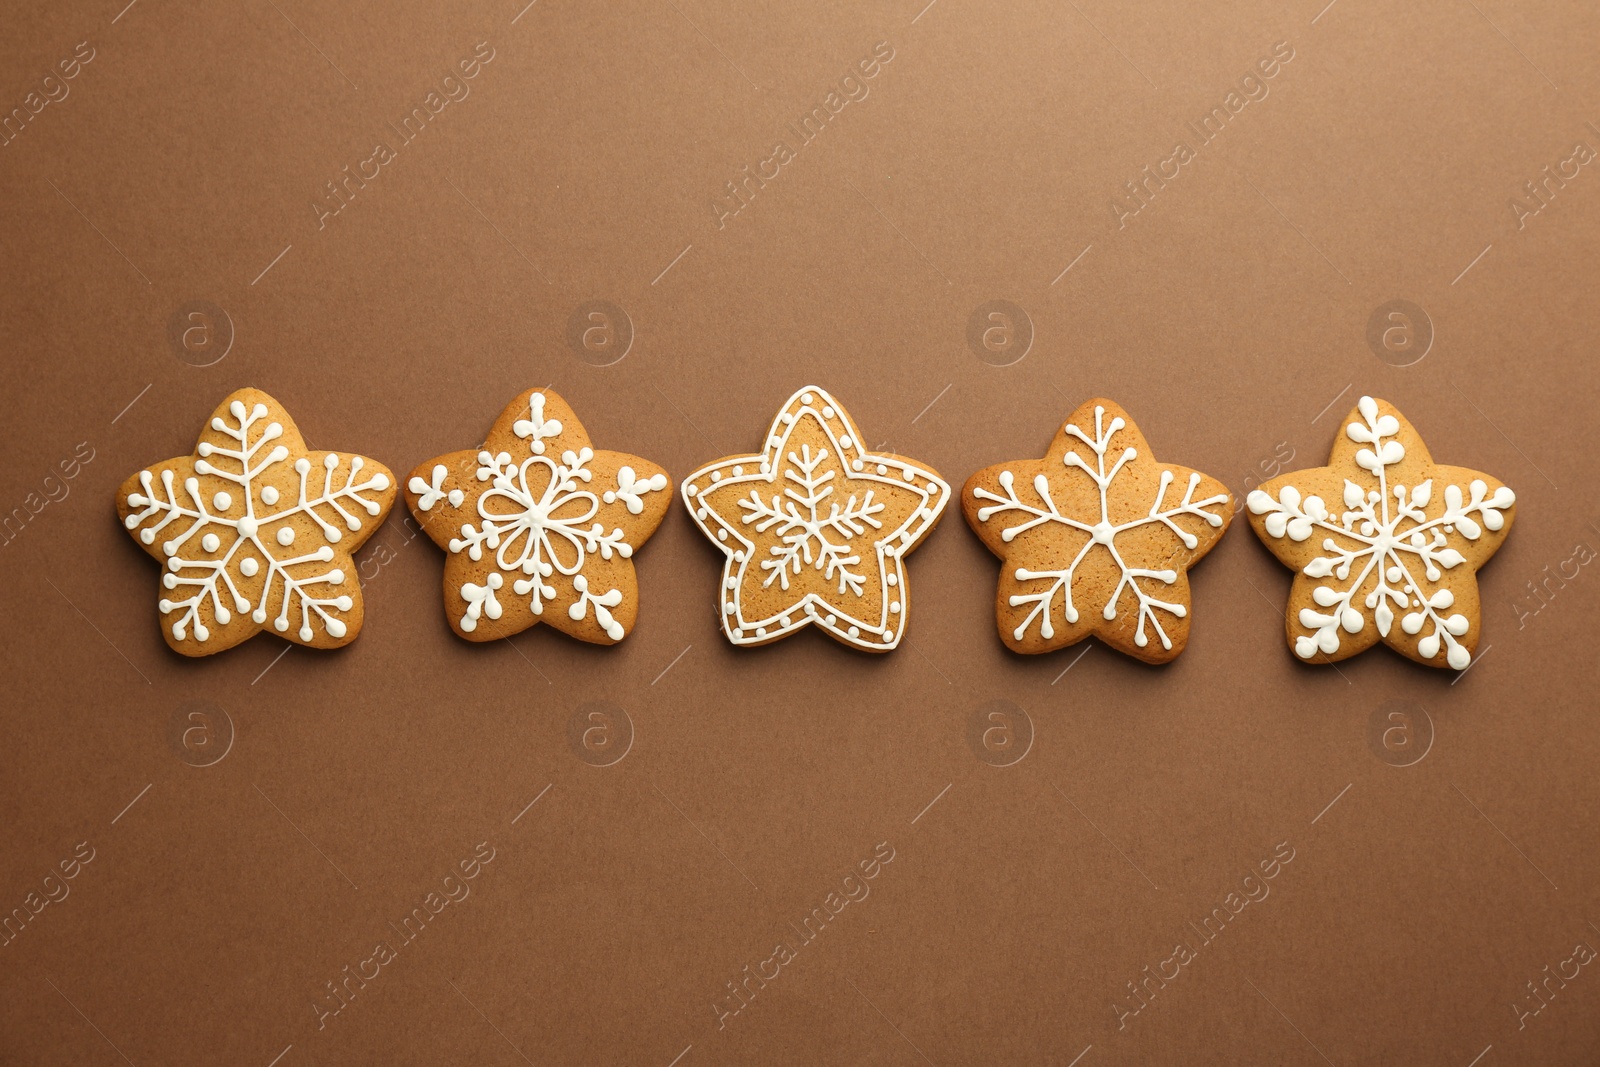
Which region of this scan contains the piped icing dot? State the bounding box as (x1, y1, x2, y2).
(260, 485, 279, 505)
(277, 527, 296, 546)
(212, 492, 232, 512)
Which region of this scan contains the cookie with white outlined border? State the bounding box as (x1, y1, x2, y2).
(681, 386, 950, 652)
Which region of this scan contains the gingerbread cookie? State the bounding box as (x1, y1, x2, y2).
(682, 386, 949, 651)
(964, 398, 1235, 663)
(405, 389, 670, 644)
(116, 388, 396, 656)
(1246, 395, 1515, 670)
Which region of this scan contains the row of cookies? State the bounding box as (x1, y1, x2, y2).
(116, 386, 1515, 671)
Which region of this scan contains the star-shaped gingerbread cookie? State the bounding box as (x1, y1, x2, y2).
(964, 399, 1235, 663)
(682, 386, 950, 652)
(1246, 395, 1515, 670)
(117, 388, 396, 656)
(405, 389, 671, 644)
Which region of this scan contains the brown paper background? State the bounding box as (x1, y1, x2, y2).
(3, 1, 1598, 1063)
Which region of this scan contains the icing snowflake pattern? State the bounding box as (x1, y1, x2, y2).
(405, 389, 671, 644)
(682, 386, 949, 652)
(737, 442, 885, 596)
(1247, 395, 1515, 670)
(967, 401, 1233, 658)
(444, 443, 633, 636)
(118, 390, 394, 652)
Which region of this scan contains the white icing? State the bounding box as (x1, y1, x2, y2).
(512, 391, 563, 454)
(973, 405, 1229, 650)
(603, 465, 668, 514)
(680, 385, 949, 652)
(459, 572, 503, 632)
(122, 399, 386, 644)
(409, 464, 465, 511)
(1247, 395, 1514, 670)
(567, 573, 624, 640)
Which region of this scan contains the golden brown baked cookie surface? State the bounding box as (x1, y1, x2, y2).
(963, 398, 1235, 664)
(116, 387, 396, 657)
(404, 389, 671, 644)
(1246, 395, 1515, 670)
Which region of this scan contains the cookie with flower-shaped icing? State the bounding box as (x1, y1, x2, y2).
(405, 389, 671, 644)
(116, 388, 396, 656)
(964, 398, 1235, 663)
(682, 386, 950, 652)
(1246, 395, 1515, 670)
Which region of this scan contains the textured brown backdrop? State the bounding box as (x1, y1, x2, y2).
(3, 0, 1598, 1064)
